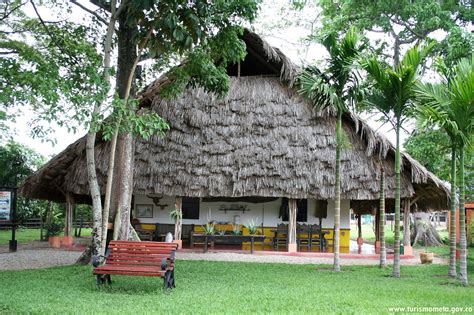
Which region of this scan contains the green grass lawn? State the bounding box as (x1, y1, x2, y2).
(0, 228, 92, 245)
(350, 224, 449, 248)
(351, 224, 395, 245)
(0, 261, 473, 314)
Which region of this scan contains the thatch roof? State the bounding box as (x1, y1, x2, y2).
(20, 29, 449, 212)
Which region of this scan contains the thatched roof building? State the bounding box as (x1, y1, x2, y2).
(20, 29, 449, 213)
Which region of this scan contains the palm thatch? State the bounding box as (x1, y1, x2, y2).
(20, 29, 449, 212)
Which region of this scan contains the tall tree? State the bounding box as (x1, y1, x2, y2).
(299, 28, 364, 272)
(362, 43, 433, 277)
(415, 55, 474, 285)
(82, 0, 260, 249)
(379, 166, 386, 268)
(318, 0, 473, 66)
(405, 126, 474, 201)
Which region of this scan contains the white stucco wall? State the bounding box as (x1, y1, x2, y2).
(134, 195, 350, 229)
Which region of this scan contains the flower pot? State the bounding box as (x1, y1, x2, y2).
(61, 236, 74, 247)
(356, 237, 364, 245)
(49, 236, 61, 248)
(420, 252, 433, 264)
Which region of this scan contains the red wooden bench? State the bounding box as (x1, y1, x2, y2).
(93, 240, 178, 289)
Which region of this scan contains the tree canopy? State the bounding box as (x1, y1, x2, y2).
(317, 0, 473, 66)
(0, 0, 108, 140)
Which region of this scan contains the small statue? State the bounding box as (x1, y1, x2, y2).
(165, 232, 173, 243)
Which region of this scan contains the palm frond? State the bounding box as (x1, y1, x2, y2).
(414, 54, 474, 150)
(298, 69, 339, 113)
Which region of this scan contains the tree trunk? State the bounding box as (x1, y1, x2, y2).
(411, 213, 443, 246)
(393, 36, 400, 66)
(379, 167, 386, 268)
(458, 149, 468, 286)
(393, 123, 401, 278)
(333, 110, 342, 272)
(99, 0, 117, 255)
(76, 244, 92, 265)
(288, 199, 297, 248)
(174, 196, 183, 240)
(375, 207, 380, 242)
(448, 147, 457, 277)
(110, 12, 137, 240)
(84, 0, 116, 261)
(113, 133, 135, 240)
(86, 131, 103, 259)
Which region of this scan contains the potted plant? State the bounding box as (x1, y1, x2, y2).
(45, 218, 64, 248)
(202, 222, 216, 235)
(419, 222, 433, 264)
(232, 224, 242, 235)
(244, 219, 260, 236)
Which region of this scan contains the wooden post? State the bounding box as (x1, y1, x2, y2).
(357, 214, 362, 238)
(356, 214, 363, 245)
(174, 196, 183, 249)
(288, 199, 297, 252)
(403, 198, 412, 255)
(64, 193, 75, 246)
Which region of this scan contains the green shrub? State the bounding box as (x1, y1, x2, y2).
(202, 222, 215, 235)
(244, 218, 260, 235)
(44, 217, 64, 237)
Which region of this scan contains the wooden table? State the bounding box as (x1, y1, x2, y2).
(190, 234, 266, 253)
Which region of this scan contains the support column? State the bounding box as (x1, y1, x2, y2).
(174, 196, 183, 249)
(64, 193, 75, 246)
(356, 214, 363, 245)
(287, 199, 297, 253)
(403, 199, 412, 255)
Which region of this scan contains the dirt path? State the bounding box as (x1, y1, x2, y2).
(0, 246, 447, 271)
(0, 249, 82, 270)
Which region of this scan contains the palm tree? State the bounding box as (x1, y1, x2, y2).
(415, 55, 474, 285)
(379, 166, 387, 268)
(362, 43, 434, 278)
(299, 28, 364, 272)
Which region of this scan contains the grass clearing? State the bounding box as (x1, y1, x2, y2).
(0, 260, 473, 314)
(0, 228, 92, 245)
(350, 224, 449, 247)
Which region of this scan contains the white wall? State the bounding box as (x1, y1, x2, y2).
(134, 195, 350, 229)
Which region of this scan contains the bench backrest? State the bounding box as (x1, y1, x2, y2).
(106, 241, 178, 267)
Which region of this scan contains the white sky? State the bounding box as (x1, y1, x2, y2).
(6, 0, 433, 158)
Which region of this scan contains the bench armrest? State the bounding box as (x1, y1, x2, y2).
(92, 247, 111, 267)
(160, 250, 176, 271)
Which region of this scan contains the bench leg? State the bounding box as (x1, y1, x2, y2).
(163, 270, 175, 289)
(96, 275, 104, 287)
(96, 274, 111, 288)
